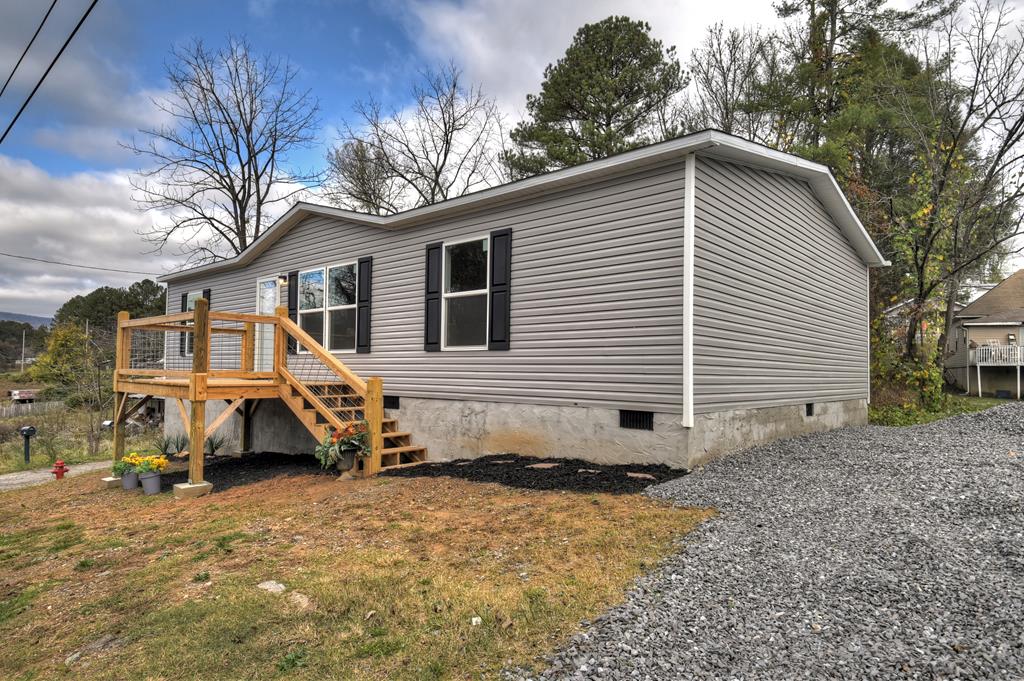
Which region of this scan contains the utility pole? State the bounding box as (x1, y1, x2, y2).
(20, 329, 25, 374)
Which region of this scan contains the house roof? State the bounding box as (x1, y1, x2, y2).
(956, 269, 1024, 319)
(159, 129, 889, 284)
(962, 308, 1024, 325)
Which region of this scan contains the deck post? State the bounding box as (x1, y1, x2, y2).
(112, 311, 130, 463)
(103, 311, 131, 488)
(274, 305, 288, 376)
(364, 377, 383, 477)
(242, 322, 255, 372)
(977, 363, 982, 398)
(175, 298, 213, 499)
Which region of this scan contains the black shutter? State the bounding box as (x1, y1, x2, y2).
(179, 292, 188, 356)
(356, 256, 372, 353)
(287, 271, 298, 354)
(202, 288, 211, 311)
(488, 228, 512, 350)
(424, 242, 442, 352)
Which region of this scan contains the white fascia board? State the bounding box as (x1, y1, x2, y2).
(159, 130, 887, 283)
(963, 321, 1024, 326)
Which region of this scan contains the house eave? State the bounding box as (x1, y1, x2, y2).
(158, 130, 888, 284)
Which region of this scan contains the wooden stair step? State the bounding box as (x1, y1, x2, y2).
(381, 445, 426, 455)
(383, 431, 411, 439)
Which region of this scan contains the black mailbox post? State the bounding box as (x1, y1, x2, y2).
(19, 426, 36, 465)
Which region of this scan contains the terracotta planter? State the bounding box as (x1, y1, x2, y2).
(139, 472, 162, 495)
(121, 471, 139, 490)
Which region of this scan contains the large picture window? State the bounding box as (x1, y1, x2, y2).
(327, 263, 357, 351)
(442, 237, 488, 349)
(297, 264, 359, 352)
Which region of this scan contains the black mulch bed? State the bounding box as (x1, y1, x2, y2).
(381, 454, 688, 494)
(160, 451, 328, 493)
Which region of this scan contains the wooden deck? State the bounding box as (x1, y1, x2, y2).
(110, 299, 427, 499)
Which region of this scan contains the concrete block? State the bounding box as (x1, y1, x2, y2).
(173, 481, 213, 499)
(101, 476, 121, 489)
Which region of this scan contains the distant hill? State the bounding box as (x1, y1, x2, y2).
(0, 312, 51, 327)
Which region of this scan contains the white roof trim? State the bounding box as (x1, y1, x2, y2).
(159, 130, 888, 283)
(963, 321, 1024, 326)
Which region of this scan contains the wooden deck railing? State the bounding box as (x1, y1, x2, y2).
(112, 298, 385, 481)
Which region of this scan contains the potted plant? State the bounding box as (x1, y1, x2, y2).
(114, 453, 142, 490)
(314, 421, 370, 472)
(137, 455, 169, 495)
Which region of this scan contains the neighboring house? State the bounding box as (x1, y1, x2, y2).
(946, 269, 1024, 398)
(157, 130, 887, 469)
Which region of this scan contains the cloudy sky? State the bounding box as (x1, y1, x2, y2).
(0, 0, 909, 316)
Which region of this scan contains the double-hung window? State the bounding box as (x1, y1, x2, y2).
(442, 236, 489, 349)
(297, 268, 325, 348)
(296, 264, 359, 352)
(326, 263, 357, 352)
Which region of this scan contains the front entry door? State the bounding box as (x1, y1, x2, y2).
(255, 277, 280, 371)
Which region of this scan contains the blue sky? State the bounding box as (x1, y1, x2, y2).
(0, 0, 427, 175)
(0, 0, 789, 315)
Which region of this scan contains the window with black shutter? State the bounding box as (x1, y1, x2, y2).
(427, 229, 512, 351)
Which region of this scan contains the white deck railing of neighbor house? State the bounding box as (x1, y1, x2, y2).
(968, 344, 1024, 399)
(971, 344, 1024, 366)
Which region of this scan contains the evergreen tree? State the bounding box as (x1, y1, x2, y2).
(504, 16, 686, 178)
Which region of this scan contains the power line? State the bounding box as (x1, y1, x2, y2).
(0, 0, 98, 146)
(0, 0, 60, 100)
(0, 250, 162, 276)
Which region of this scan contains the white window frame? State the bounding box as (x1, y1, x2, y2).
(325, 261, 358, 354)
(184, 290, 203, 356)
(440, 234, 490, 351)
(296, 267, 326, 354)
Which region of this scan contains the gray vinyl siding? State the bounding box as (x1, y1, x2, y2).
(166, 160, 686, 412)
(692, 155, 869, 413)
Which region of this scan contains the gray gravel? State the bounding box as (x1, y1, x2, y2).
(514, 403, 1024, 680)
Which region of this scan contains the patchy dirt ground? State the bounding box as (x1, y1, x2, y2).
(383, 454, 689, 494)
(0, 456, 708, 680)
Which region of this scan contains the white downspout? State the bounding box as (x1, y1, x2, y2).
(683, 153, 696, 428)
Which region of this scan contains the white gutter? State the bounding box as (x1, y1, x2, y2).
(683, 153, 696, 428)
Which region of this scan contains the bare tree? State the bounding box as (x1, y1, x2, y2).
(326, 63, 505, 215)
(888, 0, 1024, 357)
(323, 140, 404, 216)
(684, 24, 792, 146)
(127, 38, 320, 265)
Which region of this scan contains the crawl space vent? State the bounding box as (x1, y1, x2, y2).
(383, 395, 400, 410)
(619, 410, 654, 431)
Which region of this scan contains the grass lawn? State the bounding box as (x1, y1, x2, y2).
(869, 394, 1005, 426)
(0, 412, 154, 476)
(0, 465, 709, 680)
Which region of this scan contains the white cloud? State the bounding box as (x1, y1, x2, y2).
(399, 0, 784, 116)
(0, 2, 169, 162)
(0, 155, 183, 317)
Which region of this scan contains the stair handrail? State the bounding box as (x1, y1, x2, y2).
(275, 315, 368, 395)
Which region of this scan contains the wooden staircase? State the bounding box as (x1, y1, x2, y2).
(275, 317, 427, 474)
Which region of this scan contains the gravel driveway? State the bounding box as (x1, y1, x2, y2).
(518, 404, 1024, 680)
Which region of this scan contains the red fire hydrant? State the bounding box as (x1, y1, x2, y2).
(51, 460, 70, 481)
